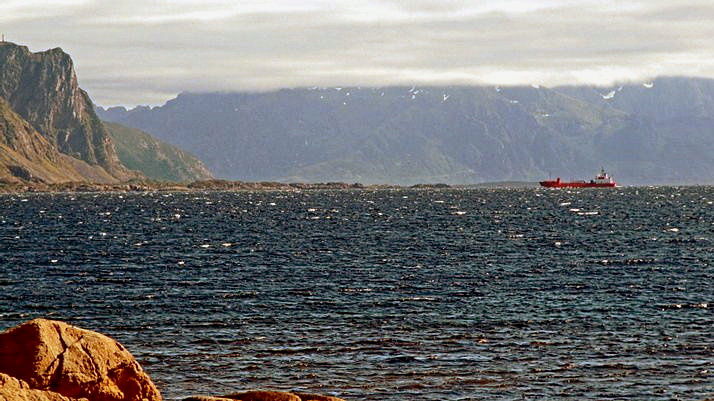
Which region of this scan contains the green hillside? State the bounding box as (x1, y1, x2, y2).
(104, 121, 213, 182)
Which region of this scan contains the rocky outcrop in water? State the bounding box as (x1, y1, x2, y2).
(185, 391, 344, 401)
(0, 42, 129, 179)
(0, 319, 161, 401)
(0, 320, 346, 401)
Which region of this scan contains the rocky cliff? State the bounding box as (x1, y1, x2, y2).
(0, 41, 133, 181)
(0, 97, 116, 183)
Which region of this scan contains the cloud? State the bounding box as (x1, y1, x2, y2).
(3, 0, 714, 105)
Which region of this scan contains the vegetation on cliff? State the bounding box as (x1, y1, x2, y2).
(0, 41, 216, 185)
(0, 42, 130, 179)
(0, 98, 116, 184)
(104, 121, 213, 182)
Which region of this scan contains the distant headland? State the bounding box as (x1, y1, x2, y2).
(0, 179, 458, 193)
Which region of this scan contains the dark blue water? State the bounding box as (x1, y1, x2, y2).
(0, 188, 712, 400)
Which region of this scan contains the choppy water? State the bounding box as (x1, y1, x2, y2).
(0, 188, 713, 400)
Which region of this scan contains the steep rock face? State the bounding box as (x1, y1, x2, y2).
(0, 98, 116, 183)
(0, 42, 131, 179)
(104, 121, 213, 182)
(0, 319, 161, 401)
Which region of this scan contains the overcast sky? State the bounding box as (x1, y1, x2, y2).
(2, 0, 714, 106)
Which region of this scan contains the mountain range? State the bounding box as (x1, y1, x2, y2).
(4, 40, 714, 186)
(0, 42, 211, 184)
(98, 79, 714, 185)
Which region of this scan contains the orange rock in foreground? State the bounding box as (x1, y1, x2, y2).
(0, 319, 161, 401)
(0, 373, 86, 401)
(184, 391, 346, 401)
(224, 392, 300, 401)
(292, 393, 345, 401)
(0, 319, 346, 401)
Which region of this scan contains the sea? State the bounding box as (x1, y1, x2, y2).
(0, 187, 712, 400)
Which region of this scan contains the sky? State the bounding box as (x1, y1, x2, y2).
(2, 0, 714, 106)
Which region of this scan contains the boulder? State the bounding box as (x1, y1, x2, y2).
(223, 392, 301, 401)
(0, 319, 347, 401)
(184, 391, 345, 401)
(0, 319, 161, 401)
(0, 373, 85, 401)
(183, 398, 235, 401)
(292, 394, 344, 401)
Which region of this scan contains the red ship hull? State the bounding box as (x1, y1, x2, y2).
(539, 180, 617, 188)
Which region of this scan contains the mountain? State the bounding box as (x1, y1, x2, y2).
(0, 41, 134, 181)
(0, 41, 212, 184)
(97, 79, 714, 185)
(0, 97, 116, 183)
(104, 122, 213, 182)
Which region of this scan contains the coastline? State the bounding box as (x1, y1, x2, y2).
(0, 179, 454, 193)
(17, 178, 705, 194)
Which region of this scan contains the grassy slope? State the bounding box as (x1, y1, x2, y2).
(104, 121, 213, 182)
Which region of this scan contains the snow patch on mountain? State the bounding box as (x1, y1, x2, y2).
(602, 90, 617, 100)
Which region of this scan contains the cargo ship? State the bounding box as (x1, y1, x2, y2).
(540, 168, 617, 188)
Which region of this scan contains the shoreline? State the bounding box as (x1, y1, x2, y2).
(3, 180, 711, 193)
(0, 179, 457, 193)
